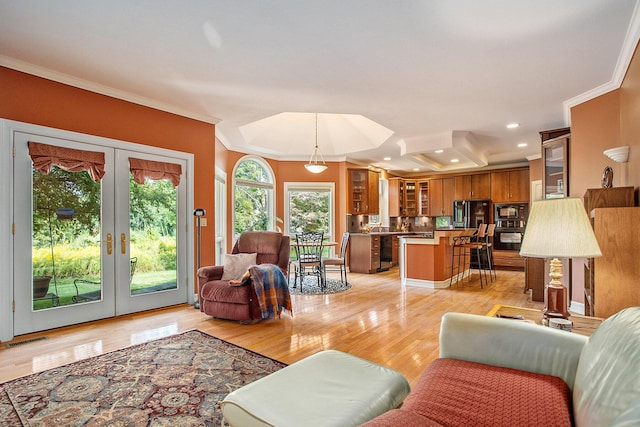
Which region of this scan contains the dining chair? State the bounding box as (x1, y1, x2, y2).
(322, 232, 349, 285)
(293, 232, 325, 290)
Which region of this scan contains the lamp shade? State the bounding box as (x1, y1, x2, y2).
(519, 198, 602, 259)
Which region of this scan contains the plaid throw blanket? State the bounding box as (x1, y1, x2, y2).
(248, 264, 293, 319)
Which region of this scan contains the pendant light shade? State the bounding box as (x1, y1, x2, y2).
(304, 113, 328, 173)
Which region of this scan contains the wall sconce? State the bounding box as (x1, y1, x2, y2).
(603, 146, 629, 163)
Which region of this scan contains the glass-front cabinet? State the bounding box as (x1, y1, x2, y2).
(542, 134, 569, 199)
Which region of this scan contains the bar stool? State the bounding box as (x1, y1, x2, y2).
(449, 229, 476, 287)
(463, 224, 489, 288)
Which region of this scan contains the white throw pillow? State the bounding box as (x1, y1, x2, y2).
(221, 253, 257, 281)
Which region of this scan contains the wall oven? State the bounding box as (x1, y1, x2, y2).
(494, 229, 524, 251)
(493, 203, 528, 251)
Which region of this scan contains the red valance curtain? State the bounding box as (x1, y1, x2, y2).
(28, 141, 106, 182)
(129, 158, 182, 187)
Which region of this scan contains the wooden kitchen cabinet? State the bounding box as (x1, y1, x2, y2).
(349, 234, 381, 273)
(418, 181, 429, 216)
(388, 177, 401, 217)
(429, 178, 454, 216)
(454, 173, 490, 200)
(491, 169, 530, 203)
(348, 168, 379, 215)
(403, 180, 417, 216)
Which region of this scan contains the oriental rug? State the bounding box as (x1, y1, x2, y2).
(288, 277, 352, 295)
(0, 330, 286, 426)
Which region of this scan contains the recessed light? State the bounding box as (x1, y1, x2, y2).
(517, 143, 528, 148)
(451, 159, 459, 163)
(435, 149, 444, 153)
(383, 157, 391, 161)
(413, 168, 419, 171)
(507, 123, 520, 129)
(373, 164, 380, 167)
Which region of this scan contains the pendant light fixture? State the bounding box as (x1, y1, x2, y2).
(304, 113, 328, 173)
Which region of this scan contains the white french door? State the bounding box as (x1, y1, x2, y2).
(12, 130, 189, 336)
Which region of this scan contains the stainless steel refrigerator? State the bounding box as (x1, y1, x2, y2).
(452, 200, 491, 229)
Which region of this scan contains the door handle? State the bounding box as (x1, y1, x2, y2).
(121, 233, 128, 254)
(104, 233, 113, 255)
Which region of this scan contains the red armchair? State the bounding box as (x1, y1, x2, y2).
(198, 231, 290, 321)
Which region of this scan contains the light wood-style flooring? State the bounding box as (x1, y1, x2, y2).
(1, 268, 541, 387)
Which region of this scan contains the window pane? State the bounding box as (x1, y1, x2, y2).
(235, 159, 272, 184)
(288, 190, 330, 235)
(235, 185, 271, 234)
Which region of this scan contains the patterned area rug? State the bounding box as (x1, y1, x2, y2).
(0, 330, 285, 426)
(288, 277, 352, 295)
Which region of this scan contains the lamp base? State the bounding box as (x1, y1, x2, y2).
(543, 284, 570, 320)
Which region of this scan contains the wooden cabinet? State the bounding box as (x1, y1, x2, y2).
(582, 187, 635, 317)
(491, 169, 530, 203)
(349, 234, 381, 273)
(388, 178, 401, 217)
(418, 181, 429, 216)
(403, 180, 417, 216)
(542, 134, 569, 199)
(583, 187, 635, 213)
(524, 257, 545, 301)
(588, 207, 640, 318)
(454, 173, 490, 200)
(429, 178, 454, 216)
(348, 169, 379, 215)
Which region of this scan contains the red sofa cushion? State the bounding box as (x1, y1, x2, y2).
(395, 358, 571, 427)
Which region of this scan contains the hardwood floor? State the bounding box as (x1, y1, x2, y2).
(1, 268, 541, 387)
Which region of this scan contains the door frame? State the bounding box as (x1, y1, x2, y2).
(1, 119, 195, 342)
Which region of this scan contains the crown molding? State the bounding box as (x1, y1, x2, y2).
(0, 55, 221, 125)
(562, 1, 640, 125)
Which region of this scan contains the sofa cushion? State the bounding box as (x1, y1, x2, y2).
(402, 358, 571, 427)
(573, 306, 640, 427)
(361, 408, 444, 426)
(221, 252, 257, 281)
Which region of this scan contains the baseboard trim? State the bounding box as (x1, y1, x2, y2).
(570, 301, 585, 315)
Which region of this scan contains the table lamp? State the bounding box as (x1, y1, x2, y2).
(519, 198, 601, 321)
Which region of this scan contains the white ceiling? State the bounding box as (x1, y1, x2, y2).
(1, 1, 638, 175)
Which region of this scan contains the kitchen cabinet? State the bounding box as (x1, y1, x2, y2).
(491, 169, 530, 203)
(542, 134, 569, 199)
(388, 178, 401, 217)
(418, 181, 429, 215)
(588, 207, 640, 318)
(454, 173, 490, 200)
(348, 168, 379, 214)
(349, 234, 381, 273)
(429, 178, 454, 216)
(403, 180, 417, 216)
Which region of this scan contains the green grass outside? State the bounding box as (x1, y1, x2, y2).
(32, 270, 177, 310)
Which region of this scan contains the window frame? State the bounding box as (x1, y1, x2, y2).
(231, 156, 276, 240)
(284, 181, 335, 255)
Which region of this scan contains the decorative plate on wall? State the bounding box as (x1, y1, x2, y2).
(601, 166, 613, 188)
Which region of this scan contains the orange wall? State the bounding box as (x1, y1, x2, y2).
(0, 67, 217, 284)
(222, 150, 349, 252)
(565, 42, 640, 306)
(620, 42, 640, 188)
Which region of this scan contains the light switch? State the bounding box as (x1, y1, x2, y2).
(200, 218, 207, 227)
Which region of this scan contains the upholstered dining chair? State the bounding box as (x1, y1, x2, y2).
(198, 231, 290, 322)
(322, 232, 349, 285)
(292, 232, 324, 290)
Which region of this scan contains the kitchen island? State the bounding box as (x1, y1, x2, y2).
(399, 231, 467, 288)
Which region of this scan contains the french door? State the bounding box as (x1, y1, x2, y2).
(13, 131, 189, 335)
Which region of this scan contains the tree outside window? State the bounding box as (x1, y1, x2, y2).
(233, 158, 275, 237)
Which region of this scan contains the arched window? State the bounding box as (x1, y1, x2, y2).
(232, 156, 275, 238)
